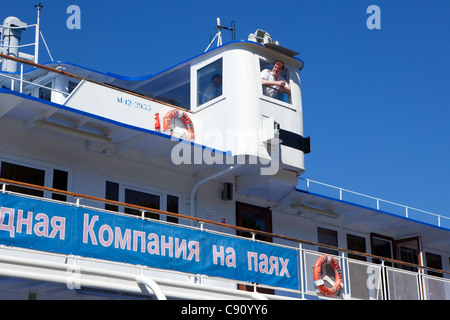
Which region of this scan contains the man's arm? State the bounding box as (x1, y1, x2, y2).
(279, 82, 291, 94)
(261, 78, 291, 94)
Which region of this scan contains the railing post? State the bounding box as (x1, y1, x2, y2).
(19, 63, 24, 93)
(340, 251, 348, 298)
(381, 261, 388, 300)
(418, 267, 426, 300)
(298, 243, 304, 300)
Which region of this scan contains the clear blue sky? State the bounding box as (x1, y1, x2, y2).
(3, 0, 449, 217)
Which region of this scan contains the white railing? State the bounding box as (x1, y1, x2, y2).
(0, 64, 71, 99)
(0, 178, 449, 300)
(0, 51, 74, 103)
(0, 21, 54, 64)
(0, 53, 190, 112)
(298, 178, 450, 230)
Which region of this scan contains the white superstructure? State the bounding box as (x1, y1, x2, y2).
(0, 14, 448, 300)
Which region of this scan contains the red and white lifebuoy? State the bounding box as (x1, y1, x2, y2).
(313, 255, 343, 296)
(162, 109, 195, 140)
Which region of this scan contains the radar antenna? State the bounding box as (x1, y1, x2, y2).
(205, 18, 235, 52)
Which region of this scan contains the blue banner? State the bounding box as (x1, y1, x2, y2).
(0, 193, 299, 290)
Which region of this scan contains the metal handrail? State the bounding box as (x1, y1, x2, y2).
(299, 177, 449, 228)
(0, 70, 70, 96)
(0, 52, 192, 112)
(1, 177, 449, 278)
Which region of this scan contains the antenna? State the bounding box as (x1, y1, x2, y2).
(205, 18, 235, 52)
(34, 2, 43, 64)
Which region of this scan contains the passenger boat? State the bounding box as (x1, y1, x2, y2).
(0, 11, 449, 300)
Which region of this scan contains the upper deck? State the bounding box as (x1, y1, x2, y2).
(0, 41, 309, 178)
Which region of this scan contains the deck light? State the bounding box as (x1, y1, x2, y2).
(290, 204, 340, 219)
(35, 120, 112, 144)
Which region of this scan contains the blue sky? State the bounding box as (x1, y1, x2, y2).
(3, 0, 449, 217)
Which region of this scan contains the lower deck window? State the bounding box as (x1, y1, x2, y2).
(236, 202, 272, 242)
(0, 161, 68, 199)
(317, 227, 338, 256)
(104, 181, 179, 222)
(426, 252, 443, 277)
(347, 234, 367, 261)
(166, 194, 179, 223)
(105, 181, 120, 212)
(52, 169, 68, 201)
(0, 162, 45, 197)
(125, 188, 160, 220)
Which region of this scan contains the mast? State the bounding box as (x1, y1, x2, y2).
(34, 2, 43, 64)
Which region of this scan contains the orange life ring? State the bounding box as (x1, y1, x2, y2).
(313, 255, 343, 296)
(162, 109, 195, 140)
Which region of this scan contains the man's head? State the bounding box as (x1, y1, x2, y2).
(272, 60, 285, 78)
(211, 74, 222, 88)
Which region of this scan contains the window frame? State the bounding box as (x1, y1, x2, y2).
(103, 177, 182, 223)
(425, 251, 443, 277)
(191, 55, 226, 112)
(258, 56, 293, 106)
(124, 186, 162, 219)
(346, 233, 368, 261)
(0, 156, 71, 199)
(236, 202, 272, 243)
(317, 227, 338, 256)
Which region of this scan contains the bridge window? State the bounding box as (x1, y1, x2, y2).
(141, 64, 191, 110)
(260, 59, 291, 104)
(197, 58, 223, 106)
